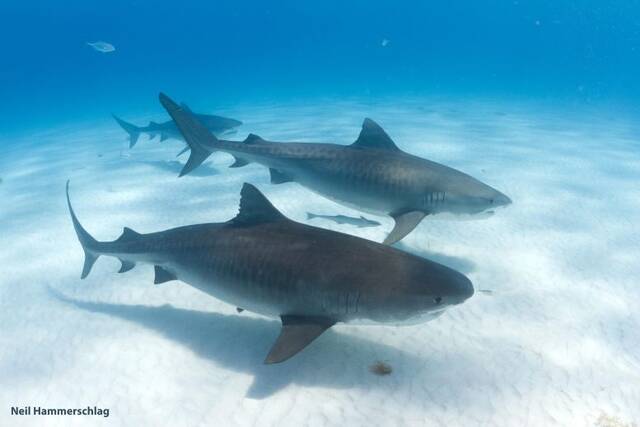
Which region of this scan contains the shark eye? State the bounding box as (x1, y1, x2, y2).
(489, 199, 494, 204)
(434, 296, 442, 305)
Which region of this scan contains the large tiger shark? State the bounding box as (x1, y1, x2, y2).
(113, 104, 242, 151)
(66, 181, 474, 363)
(159, 93, 511, 245)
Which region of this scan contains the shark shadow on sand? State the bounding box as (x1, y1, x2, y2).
(50, 289, 427, 399)
(134, 160, 219, 177)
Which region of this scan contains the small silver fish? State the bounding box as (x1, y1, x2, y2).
(307, 212, 381, 228)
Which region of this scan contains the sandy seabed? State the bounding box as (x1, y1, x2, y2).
(1, 98, 638, 427)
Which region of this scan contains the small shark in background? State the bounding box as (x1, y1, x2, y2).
(66, 181, 473, 363)
(159, 93, 511, 245)
(307, 213, 381, 228)
(112, 104, 242, 151)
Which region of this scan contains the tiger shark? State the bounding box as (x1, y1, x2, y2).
(112, 104, 242, 151)
(66, 181, 473, 363)
(159, 93, 511, 245)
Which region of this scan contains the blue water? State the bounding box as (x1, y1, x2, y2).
(2, 1, 638, 133)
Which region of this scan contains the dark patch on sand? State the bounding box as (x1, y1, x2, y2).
(369, 361, 392, 376)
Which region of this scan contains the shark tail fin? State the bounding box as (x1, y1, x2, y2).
(66, 181, 101, 279)
(158, 93, 217, 177)
(112, 114, 141, 148)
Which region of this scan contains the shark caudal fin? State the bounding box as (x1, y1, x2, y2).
(66, 181, 101, 279)
(158, 93, 217, 177)
(112, 115, 141, 148)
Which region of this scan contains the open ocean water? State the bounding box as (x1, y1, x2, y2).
(1, 2, 639, 427)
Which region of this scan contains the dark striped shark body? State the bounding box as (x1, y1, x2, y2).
(112, 103, 242, 151)
(159, 93, 511, 245)
(66, 181, 474, 364)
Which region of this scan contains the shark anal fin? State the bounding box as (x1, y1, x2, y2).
(265, 315, 335, 364)
(230, 155, 250, 168)
(384, 211, 427, 245)
(269, 168, 294, 184)
(351, 118, 400, 151)
(154, 266, 177, 284)
(118, 260, 135, 273)
(231, 183, 286, 225)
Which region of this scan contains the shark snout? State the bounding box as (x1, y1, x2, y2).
(447, 274, 474, 305)
(491, 192, 512, 208)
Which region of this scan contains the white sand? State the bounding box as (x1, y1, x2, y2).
(0, 98, 638, 427)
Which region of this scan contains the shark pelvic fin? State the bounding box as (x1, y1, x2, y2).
(154, 266, 177, 284)
(265, 315, 335, 364)
(159, 93, 217, 177)
(118, 260, 136, 273)
(231, 183, 286, 226)
(384, 211, 427, 245)
(269, 168, 294, 184)
(230, 155, 250, 168)
(160, 133, 169, 142)
(236, 307, 244, 313)
(352, 118, 400, 151)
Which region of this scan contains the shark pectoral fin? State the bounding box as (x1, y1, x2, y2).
(265, 315, 335, 364)
(154, 266, 177, 284)
(384, 211, 427, 245)
(269, 168, 294, 184)
(118, 260, 136, 273)
(230, 155, 250, 168)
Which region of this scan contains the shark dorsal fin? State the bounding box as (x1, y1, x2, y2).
(232, 183, 286, 225)
(244, 133, 267, 144)
(351, 118, 400, 151)
(116, 227, 140, 242)
(179, 102, 192, 112)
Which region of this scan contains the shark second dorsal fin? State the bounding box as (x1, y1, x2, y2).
(116, 227, 140, 243)
(243, 133, 267, 144)
(231, 183, 286, 226)
(351, 118, 400, 151)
